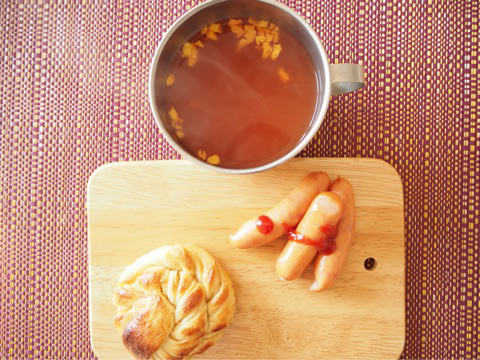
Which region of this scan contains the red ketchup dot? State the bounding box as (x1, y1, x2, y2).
(316, 237, 336, 255)
(256, 215, 274, 234)
(319, 224, 338, 239)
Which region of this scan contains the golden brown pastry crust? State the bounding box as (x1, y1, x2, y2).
(113, 244, 235, 359)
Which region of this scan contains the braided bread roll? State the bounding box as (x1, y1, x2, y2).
(113, 244, 235, 359)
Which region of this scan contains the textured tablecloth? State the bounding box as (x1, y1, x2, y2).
(0, 1, 478, 359)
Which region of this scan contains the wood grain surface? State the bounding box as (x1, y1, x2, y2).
(88, 158, 405, 359)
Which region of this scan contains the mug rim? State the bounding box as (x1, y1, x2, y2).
(148, 0, 331, 174)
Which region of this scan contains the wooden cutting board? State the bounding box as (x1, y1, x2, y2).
(88, 158, 405, 359)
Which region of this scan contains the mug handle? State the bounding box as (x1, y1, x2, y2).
(330, 64, 365, 96)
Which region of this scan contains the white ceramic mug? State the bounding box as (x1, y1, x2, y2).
(149, 0, 365, 174)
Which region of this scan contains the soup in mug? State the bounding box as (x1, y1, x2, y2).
(163, 18, 317, 169)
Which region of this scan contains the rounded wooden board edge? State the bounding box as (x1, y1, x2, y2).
(352, 158, 406, 357)
(87, 163, 109, 358)
(87, 157, 404, 189)
(358, 158, 406, 357)
(87, 161, 128, 359)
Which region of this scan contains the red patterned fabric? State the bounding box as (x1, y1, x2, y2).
(0, 1, 478, 359)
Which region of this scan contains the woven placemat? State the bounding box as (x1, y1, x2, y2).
(0, 1, 478, 359)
